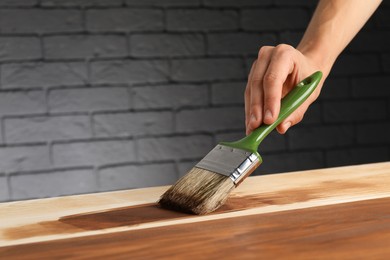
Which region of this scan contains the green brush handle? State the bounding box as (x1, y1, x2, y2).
(221, 71, 323, 154)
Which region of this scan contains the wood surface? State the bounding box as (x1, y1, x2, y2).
(0, 162, 389, 259)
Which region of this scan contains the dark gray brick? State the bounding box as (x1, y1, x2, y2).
(382, 53, 390, 73)
(133, 84, 208, 109)
(176, 107, 244, 133)
(171, 58, 244, 82)
(0, 177, 9, 201)
(177, 161, 197, 177)
(0, 9, 82, 34)
(300, 103, 322, 125)
(0, 1, 388, 202)
(44, 35, 127, 60)
(93, 111, 173, 137)
(208, 33, 276, 55)
(87, 9, 164, 32)
(380, 1, 390, 7)
(214, 131, 244, 144)
(255, 151, 324, 174)
(374, 9, 390, 28)
(274, 0, 317, 6)
(0, 145, 50, 172)
(0, 37, 41, 62)
(137, 135, 213, 162)
(99, 163, 177, 191)
(320, 77, 350, 99)
(245, 57, 256, 74)
(326, 146, 389, 167)
(241, 9, 309, 31)
(211, 81, 245, 105)
(167, 10, 238, 32)
(323, 100, 387, 123)
(357, 123, 390, 145)
(204, 0, 272, 6)
(257, 130, 287, 153)
(332, 54, 381, 76)
(0, 0, 37, 6)
(41, 0, 122, 6)
(0, 90, 45, 116)
(279, 31, 304, 47)
(126, 0, 200, 7)
(10, 169, 97, 200)
(349, 31, 390, 52)
(53, 140, 136, 167)
(48, 87, 130, 113)
(288, 125, 355, 150)
(5, 115, 91, 143)
(215, 130, 286, 153)
(1, 62, 88, 89)
(351, 76, 390, 97)
(130, 34, 204, 58)
(90, 60, 169, 85)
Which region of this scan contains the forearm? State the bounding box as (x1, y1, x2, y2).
(297, 0, 382, 76)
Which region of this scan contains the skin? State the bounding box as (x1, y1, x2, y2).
(245, 0, 383, 135)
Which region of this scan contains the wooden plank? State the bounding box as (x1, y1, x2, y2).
(1, 197, 389, 259)
(0, 162, 389, 250)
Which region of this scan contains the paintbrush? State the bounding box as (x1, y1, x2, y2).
(159, 71, 323, 215)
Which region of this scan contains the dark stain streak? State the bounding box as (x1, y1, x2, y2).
(60, 203, 190, 230)
(3, 180, 374, 240)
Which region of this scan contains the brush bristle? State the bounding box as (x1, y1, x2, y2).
(158, 167, 235, 215)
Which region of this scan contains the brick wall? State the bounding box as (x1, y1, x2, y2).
(0, 0, 389, 202)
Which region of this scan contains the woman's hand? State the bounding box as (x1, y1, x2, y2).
(245, 44, 324, 135)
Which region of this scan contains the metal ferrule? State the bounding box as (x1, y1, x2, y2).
(228, 153, 260, 185)
(195, 144, 261, 186)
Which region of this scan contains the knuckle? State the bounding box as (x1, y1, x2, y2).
(258, 46, 272, 58)
(263, 71, 278, 84)
(276, 43, 293, 51)
(275, 44, 294, 57)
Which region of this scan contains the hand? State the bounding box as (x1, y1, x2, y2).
(245, 44, 325, 135)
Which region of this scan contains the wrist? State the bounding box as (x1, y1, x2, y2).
(297, 42, 336, 78)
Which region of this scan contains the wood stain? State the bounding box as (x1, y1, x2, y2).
(3, 180, 373, 241)
(1, 197, 389, 259)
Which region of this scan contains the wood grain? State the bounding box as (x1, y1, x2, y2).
(1, 197, 389, 259)
(0, 162, 389, 258)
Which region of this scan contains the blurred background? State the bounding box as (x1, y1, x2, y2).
(0, 0, 389, 202)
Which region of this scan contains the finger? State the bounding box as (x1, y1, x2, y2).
(276, 101, 309, 134)
(248, 46, 273, 133)
(245, 61, 256, 134)
(263, 44, 296, 125)
(248, 60, 262, 134)
(245, 83, 251, 133)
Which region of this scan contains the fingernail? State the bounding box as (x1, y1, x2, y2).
(265, 109, 273, 121)
(283, 121, 292, 130)
(250, 114, 256, 123)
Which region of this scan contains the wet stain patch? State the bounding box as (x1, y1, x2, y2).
(3, 180, 373, 240)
